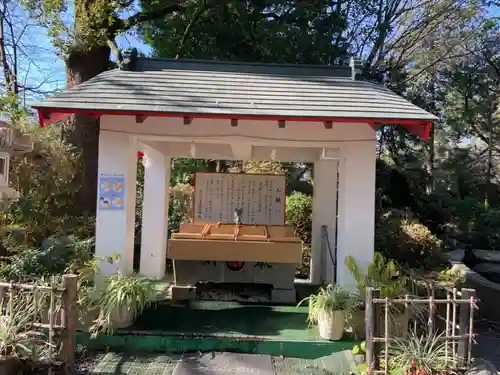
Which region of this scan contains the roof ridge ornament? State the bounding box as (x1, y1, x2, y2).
(121, 48, 138, 71)
(332, 56, 362, 80)
(349, 57, 356, 80)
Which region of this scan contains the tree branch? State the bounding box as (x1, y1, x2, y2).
(175, 0, 208, 59)
(113, 3, 186, 34)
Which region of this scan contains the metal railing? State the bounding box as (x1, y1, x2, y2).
(321, 225, 337, 283)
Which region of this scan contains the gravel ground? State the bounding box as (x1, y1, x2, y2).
(473, 319, 500, 370)
(74, 346, 106, 375)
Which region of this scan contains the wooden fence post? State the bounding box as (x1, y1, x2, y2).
(60, 274, 78, 373)
(457, 288, 475, 368)
(365, 288, 381, 375)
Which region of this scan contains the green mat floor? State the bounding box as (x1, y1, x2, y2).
(130, 301, 318, 340)
(78, 300, 356, 359)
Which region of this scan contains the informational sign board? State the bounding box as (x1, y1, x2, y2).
(98, 173, 125, 211)
(194, 172, 286, 225)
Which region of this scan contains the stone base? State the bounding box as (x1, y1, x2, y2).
(271, 288, 296, 303)
(171, 285, 197, 301)
(173, 260, 296, 289)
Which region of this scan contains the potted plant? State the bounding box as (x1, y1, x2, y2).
(345, 253, 408, 338)
(298, 283, 354, 341)
(90, 272, 158, 337)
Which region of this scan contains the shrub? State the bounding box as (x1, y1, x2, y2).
(376, 210, 443, 269)
(286, 191, 312, 244)
(244, 161, 284, 174)
(168, 183, 194, 235)
(4, 115, 92, 246)
(0, 236, 94, 281)
(286, 192, 313, 279)
(473, 207, 500, 249)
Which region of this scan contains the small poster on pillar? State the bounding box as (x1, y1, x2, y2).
(194, 172, 286, 225)
(98, 173, 125, 210)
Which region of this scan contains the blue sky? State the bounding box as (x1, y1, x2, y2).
(28, 28, 150, 100)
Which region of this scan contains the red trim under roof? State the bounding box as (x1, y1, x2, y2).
(35, 107, 431, 141)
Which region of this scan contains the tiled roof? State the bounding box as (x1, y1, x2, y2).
(32, 54, 436, 123)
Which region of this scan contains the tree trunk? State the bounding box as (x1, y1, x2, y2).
(63, 45, 111, 214)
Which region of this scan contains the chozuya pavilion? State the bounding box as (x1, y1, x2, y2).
(32, 49, 435, 301)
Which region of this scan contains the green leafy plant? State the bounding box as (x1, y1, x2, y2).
(0, 236, 95, 282)
(286, 192, 313, 278)
(345, 253, 407, 299)
(386, 329, 450, 374)
(352, 340, 366, 356)
(376, 210, 443, 269)
(298, 283, 355, 325)
(436, 264, 466, 287)
(286, 192, 312, 244)
(89, 273, 158, 337)
(0, 293, 46, 359)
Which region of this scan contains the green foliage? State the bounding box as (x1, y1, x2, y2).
(244, 161, 284, 174)
(436, 264, 466, 287)
(168, 183, 194, 235)
(298, 284, 355, 325)
(286, 192, 313, 278)
(286, 192, 312, 244)
(140, 1, 348, 63)
(387, 329, 450, 374)
(4, 113, 92, 246)
(0, 236, 94, 281)
(170, 159, 218, 186)
(21, 0, 69, 54)
(0, 293, 45, 359)
(356, 363, 368, 374)
(135, 159, 145, 247)
(376, 210, 443, 269)
(344, 253, 407, 298)
(352, 341, 366, 355)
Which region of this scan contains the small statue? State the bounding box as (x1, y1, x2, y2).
(234, 208, 243, 225)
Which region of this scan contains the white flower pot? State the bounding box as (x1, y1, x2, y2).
(111, 305, 135, 329)
(317, 310, 345, 341)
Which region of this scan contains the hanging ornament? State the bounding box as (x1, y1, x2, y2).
(190, 142, 197, 158)
(270, 149, 277, 161)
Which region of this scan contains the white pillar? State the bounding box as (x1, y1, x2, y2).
(139, 146, 170, 279)
(336, 140, 376, 289)
(311, 159, 338, 284)
(95, 131, 137, 277)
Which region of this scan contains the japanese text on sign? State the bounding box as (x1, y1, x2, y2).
(194, 173, 285, 225)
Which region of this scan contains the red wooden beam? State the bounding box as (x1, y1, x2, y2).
(34, 107, 432, 141)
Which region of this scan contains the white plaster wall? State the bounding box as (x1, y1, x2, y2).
(99, 115, 377, 285)
(311, 159, 338, 284)
(336, 140, 376, 289)
(100, 115, 374, 143)
(139, 147, 171, 279)
(95, 131, 137, 277)
(142, 141, 332, 163)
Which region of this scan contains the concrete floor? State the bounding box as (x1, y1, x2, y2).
(91, 351, 357, 375)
